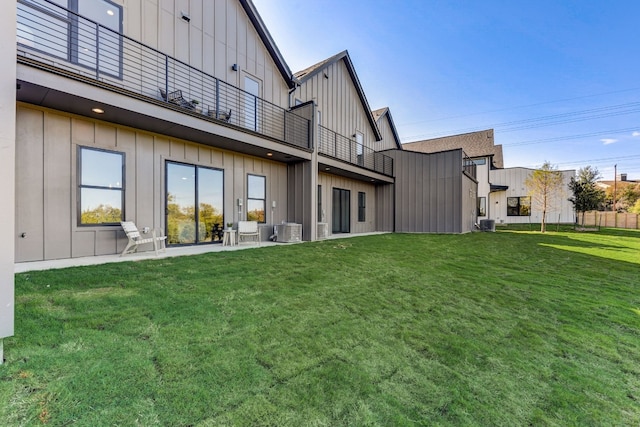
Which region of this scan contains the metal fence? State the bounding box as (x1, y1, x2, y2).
(16, 0, 311, 149)
(317, 126, 393, 176)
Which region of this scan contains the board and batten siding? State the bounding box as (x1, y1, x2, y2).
(120, 0, 289, 108)
(489, 167, 575, 225)
(318, 173, 377, 235)
(376, 114, 399, 151)
(295, 59, 377, 149)
(15, 104, 289, 262)
(389, 149, 475, 233)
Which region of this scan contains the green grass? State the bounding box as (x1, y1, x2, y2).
(2, 228, 639, 426)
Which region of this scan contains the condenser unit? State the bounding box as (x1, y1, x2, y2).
(274, 223, 302, 243)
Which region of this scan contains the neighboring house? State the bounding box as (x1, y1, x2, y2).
(404, 130, 576, 225)
(489, 168, 575, 225)
(403, 129, 499, 222)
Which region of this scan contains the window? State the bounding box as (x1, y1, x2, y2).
(318, 185, 323, 221)
(18, 0, 123, 78)
(247, 174, 266, 223)
(477, 197, 486, 217)
(507, 196, 531, 216)
(473, 158, 486, 165)
(78, 146, 124, 225)
(358, 191, 366, 222)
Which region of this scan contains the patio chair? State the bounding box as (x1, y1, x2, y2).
(158, 88, 196, 110)
(120, 221, 167, 256)
(208, 108, 232, 122)
(237, 220, 260, 245)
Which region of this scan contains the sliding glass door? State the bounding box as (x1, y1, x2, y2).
(332, 188, 351, 233)
(166, 162, 224, 245)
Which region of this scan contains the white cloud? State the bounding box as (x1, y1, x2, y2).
(633, 131, 640, 137)
(601, 138, 618, 145)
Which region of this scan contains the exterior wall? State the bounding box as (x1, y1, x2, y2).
(15, 104, 290, 262)
(295, 60, 378, 150)
(462, 174, 477, 233)
(318, 173, 377, 235)
(475, 157, 491, 219)
(1, 5, 16, 345)
(122, 0, 290, 108)
(375, 183, 395, 232)
(376, 114, 400, 151)
(489, 167, 575, 225)
(387, 149, 476, 233)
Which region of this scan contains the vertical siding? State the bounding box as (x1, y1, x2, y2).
(375, 183, 394, 232)
(376, 115, 399, 151)
(389, 150, 465, 233)
(14, 105, 290, 262)
(489, 167, 575, 225)
(317, 173, 377, 235)
(120, 0, 289, 108)
(296, 60, 377, 149)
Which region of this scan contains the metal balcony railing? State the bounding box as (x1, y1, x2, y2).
(463, 152, 477, 180)
(318, 125, 393, 176)
(16, 0, 311, 150)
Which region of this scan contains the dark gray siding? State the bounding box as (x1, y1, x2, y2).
(387, 149, 472, 233)
(287, 161, 314, 241)
(375, 183, 394, 232)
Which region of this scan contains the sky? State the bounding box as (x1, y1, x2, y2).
(253, 0, 640, 180)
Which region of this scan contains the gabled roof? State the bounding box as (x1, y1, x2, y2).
(372, 107, 402, 149)
(294, 50, 382, 141)
(239, 0, 295, 89)
(403, 129, 504, 168)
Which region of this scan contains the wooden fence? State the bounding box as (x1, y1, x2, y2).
(581, 211, 639, 229)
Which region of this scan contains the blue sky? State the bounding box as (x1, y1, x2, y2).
(254, 0, 640, 180)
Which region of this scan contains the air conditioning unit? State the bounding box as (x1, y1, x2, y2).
(275, 223, 302, 243)
(317, 222, 328, 239)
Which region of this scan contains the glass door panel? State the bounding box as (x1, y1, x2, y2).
(332, 188, 350, 233)
(197, 168, 224, 243)
(167, 163, 196, 244)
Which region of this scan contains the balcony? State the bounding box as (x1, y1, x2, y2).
(318, 125, 394, 177)
(463, 152, 477, 180)
(16, 0, 311, 151)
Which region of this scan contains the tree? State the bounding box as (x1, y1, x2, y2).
(524, 161, 564, 232)
(568, 166, 605, 226)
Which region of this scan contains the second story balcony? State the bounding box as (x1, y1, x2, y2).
(16, 0, 311, 152)
(318, 125, 394, 177)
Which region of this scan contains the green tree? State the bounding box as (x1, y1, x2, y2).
(568, 166, 605, 226)
(524, 161, 564, 232)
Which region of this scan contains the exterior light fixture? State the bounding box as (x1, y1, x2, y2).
(181, 11, 190, 22)
(92, 108, 104, 114)
(267, 152, 273, 157)
(107, 9, 114, 16)
(231, 64, 238, 71)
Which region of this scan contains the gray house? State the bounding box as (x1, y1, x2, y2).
(2, 0, 478, 355)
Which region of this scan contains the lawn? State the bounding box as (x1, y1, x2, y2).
(1, 229, 639, 426)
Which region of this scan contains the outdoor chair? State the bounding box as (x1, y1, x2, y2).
(237, 220, 260, 245)
(207, 108, 232, 122)
(159, 88, 196, 110)
(120, 221, 167, 256)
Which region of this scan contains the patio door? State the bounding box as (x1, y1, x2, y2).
(243, 75, 260, 131)
(332, 188, 350, 233)
(166, 162, 224, 245)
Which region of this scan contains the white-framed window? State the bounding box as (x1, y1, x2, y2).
(78, 146, 124, 225)
(355, 131, 364, 166)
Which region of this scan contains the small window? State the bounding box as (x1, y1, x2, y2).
(473, 158, 486, 166)
(507, 196, 531, 216)
(247, 174, 266, 223)
(358, 191, 366, 222)
(477, 197, 486, 217)
(78, 146, 124, 225)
